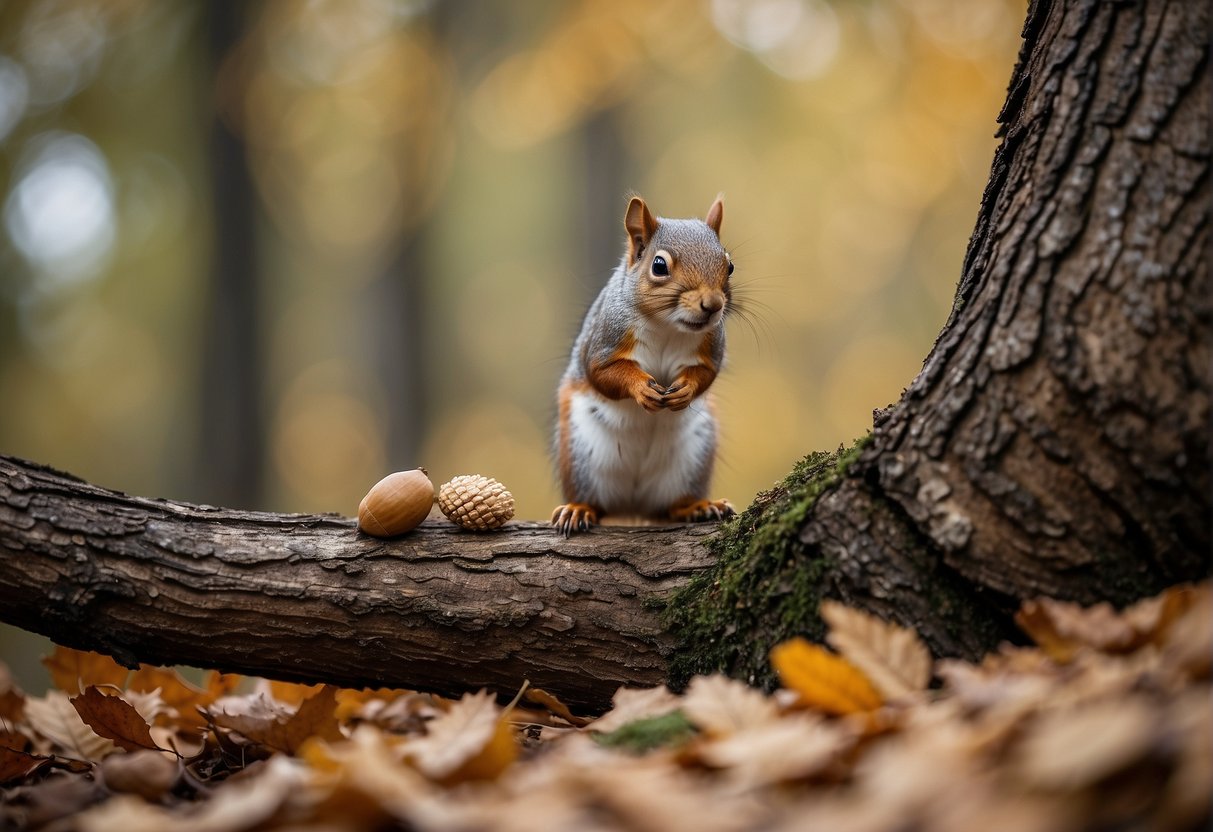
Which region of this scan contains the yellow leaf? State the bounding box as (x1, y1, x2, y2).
(404, 690, 517, 784)
(820, 601, 932, 700)
(770, 638, 883, 715)
(42, 647, 129, 694)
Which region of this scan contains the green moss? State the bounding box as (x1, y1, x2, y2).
(663, 436, 871, 690)
(591, 711, 696, 753)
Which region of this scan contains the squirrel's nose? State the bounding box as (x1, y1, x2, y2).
(700, 296, 724, 315)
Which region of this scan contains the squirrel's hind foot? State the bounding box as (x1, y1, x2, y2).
(669, 498, 735, 523)
(551, 503, 600, 537)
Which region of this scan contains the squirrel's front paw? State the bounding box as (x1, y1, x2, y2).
(551, 503, 600, 536)
(669, 498, 735, 523)
(633, 379, 667, 413)
(661, 381, 696, 411)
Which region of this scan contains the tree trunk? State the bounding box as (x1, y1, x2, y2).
(0, 0, 1207, 709)
(665, 0, 1210, 685)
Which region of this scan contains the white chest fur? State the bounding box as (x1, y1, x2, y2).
(630, 321, 703, 388)
(566, 321, 716, 516)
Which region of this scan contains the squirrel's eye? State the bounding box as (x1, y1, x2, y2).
(727, 261, 735, 276)
(652, 255, 669, 277)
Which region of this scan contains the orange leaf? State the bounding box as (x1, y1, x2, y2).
(523, 688, 591, 728)
(42, 647, 129, 694)
(405, 690, 518, 784)
(770, 638, 883, 715)
(128, 665, 215, 728)
(268, 681, 325, 706)
(203, 671, 243, 699)
(209, 685, 343, 755)
(820, 602, 932, 700)
(70, 686, 161, 752)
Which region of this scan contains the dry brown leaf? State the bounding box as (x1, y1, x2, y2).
(209, 685, 343, 755)
(681, 675, 779, 738)
(586, 685, 681, 733)
(23, 691, 119, 761)
(770, 638, 883, 715)
(1013, 590, 1196, 663)
(99, 749, 179, 799)
(78, 753, 305, 832)
(1159, 583, 1212, 678)
(70, 686, 162, 753)
(42, 646, 129, 694)
(821, 601, 932, 700)
(523, 687, 591, 727)
(128, 665, 215, 728)
(404, 690, 517, 783)
(696, 712, 851, 787)
(0, 745, 53, 784)
(1012, 695, 1157, 790)
(300, 725, 430, 823)
(0, 663, 25, 723)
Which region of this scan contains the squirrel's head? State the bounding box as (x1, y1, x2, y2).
(624, 195, 732, 334)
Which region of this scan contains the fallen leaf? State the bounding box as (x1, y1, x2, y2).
(128, 665, 215, 728)
(592, 711, 696, 753)
(203, 671, 243, 699)
(1012, 695, 1157, 790)
(24, 691, 119, 761)
(42, 647, 129, 694)
(299, 725, 429, 822)
(681, 675, 779, 738)
(99, 749, 179, 799)
(821, 601, 932, 700)
(523, 688, 591, 728)
(1014, 593, 1182, 663)
(209, 685, 343, 755)
(70, 686, 161, 753)
(1159, 583, 1212, 678)
(696, 712, 851, 788)
(587, 685, 681, 733)
(0, 745, 53, 784)
(404, 690, 517, 783)
(266, 680, 324, 706)
(770, 638, 883, 715)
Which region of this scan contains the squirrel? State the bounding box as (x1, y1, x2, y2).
(551, 195, 737, 535)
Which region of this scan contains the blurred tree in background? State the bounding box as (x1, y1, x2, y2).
(0, 0, 1023, 686)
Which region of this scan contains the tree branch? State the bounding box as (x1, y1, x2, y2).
(0, 455, 715, 711)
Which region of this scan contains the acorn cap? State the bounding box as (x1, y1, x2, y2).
(438, 474, 515, 531)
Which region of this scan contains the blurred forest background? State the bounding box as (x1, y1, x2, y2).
(0, 0, 1022, 688)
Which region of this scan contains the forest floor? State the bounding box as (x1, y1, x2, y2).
(1, 582, 1208, 832)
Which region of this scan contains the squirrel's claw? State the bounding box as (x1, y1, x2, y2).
(551, 503, 600, 537)
(669, 498, 736, 523)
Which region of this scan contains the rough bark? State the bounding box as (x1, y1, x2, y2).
(0, 456, 713, 711)
(667, 0, 1209, 685)
(0, 0, 1207, 709)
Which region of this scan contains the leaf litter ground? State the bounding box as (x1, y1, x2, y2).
(0, 582, 1208, 832)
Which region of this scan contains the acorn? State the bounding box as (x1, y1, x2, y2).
(358, 469, 434, 537)
(437, 475, 515, 531)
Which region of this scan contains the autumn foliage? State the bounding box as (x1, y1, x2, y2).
(2, 583, 1208, 831)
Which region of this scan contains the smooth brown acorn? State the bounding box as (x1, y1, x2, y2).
(358, 469, 434, 537)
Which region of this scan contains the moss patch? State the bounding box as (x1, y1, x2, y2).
(663, 437, 870, 691)
(591, 711, 696, 754)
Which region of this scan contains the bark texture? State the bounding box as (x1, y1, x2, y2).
(0, 455, 713, 711)
(668, 0, 1209, 685)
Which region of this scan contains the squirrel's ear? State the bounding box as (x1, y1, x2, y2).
(706, 196, 724, 236)
(625, 196, 658, 265)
